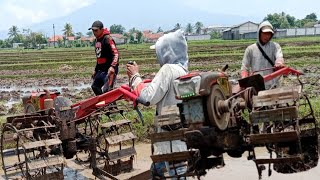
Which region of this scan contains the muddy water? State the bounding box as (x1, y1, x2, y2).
(63, 166, 94, 180)
(0, 84, 91, 93)
(0, 84, 91, 110)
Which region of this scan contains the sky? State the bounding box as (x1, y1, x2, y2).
(0, 0, 319, 38)
(182, 0, 318, 19)
(0, 0, 94, 30)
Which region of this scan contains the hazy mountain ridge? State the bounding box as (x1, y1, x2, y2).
(0, 1, 261, 39)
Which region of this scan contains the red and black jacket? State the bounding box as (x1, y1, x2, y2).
(94, 28, 119, 73)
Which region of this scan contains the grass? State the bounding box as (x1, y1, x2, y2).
(299, 97, 320, 119)
(0, 36, 319, 142)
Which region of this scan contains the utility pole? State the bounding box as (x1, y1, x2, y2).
(53, 24, 56, 48)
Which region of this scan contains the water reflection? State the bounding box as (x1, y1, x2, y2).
(64, 167, 93, 180)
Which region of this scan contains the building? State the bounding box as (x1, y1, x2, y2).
(79, 36, 95, 42)
(202, 25, 230, 34)
(142, 30, 163, 43)
(222, 21, 259, 40)
(110, 34, 126, 44)
(48, 35, 75, 47)
(185, 34, 211, 41)
(12, 43, 24, 48)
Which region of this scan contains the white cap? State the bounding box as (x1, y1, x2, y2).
(261, 26, 274, 34)
(149, 44, 156, 49)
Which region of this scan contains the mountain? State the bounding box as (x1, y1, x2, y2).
(1, 0, 261, 39)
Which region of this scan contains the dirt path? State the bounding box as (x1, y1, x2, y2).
(197, 152, 320, 180)
(0, 142, 152, 180)
(1, 143, 319, 180)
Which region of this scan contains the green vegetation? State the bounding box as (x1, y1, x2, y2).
(264, 12, 318, 28)
(0, 36, 319, 141)
(0, 36, 320, 78)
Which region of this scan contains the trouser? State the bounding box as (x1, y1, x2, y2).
(91, 70, 117, 96)
(151, 162, 187, 179)
(151, 126, 188, 179)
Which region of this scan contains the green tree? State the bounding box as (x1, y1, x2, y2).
(86, 31, 93, 37)
(210, 31, 222, 39)
(129, 27, 137, 34)
(303, 21, 317, 28)
(75, 32, 83, 39)
(63, 23, 74, 37)
(305, 13, 317, 21)
(0, 39, 11, 48)
(129, 34, 135, 43)
(195, 21, 203, 34)
(136, 31, 143, 43)
(110, 24, 125, 34)
(185, 23, 193, 34)
(8, 25, 23, 44)
(8, 25, 20, 39)
(264, 12, 294, 28)
(157, 27, 163, 33)
(22, 30, 47, 49)
(286, 14, 296, 27)
(295, 19, 304, 28)
(264, 13, 283, 29)
(174, 23, 181, 30)
(57, 38, 63, 47)
(279, 16, 290, 28)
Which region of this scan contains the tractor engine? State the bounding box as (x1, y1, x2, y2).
(173, 70, 250, 158)
(173, 66, 319, 179)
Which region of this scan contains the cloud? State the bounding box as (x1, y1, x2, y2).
(181, 0, 319, 19)
(0, 0, 95, 30)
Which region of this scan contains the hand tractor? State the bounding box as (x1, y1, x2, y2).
(148, 65, 318, 179)
(0, 84, 148, 180)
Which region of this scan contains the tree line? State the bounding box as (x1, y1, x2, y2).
(0, 12, 319, 48)
(264, 12, 318, 29)
(0, 21, 206, 48)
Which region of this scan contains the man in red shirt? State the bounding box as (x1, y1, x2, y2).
(89, 20, 119, 95)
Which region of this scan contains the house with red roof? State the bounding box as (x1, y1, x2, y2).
(48, 35, 76, 47)
(110, 34, 126, 44)
(142, 31, 163, 43)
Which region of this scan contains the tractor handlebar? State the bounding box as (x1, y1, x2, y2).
(263, 66, 304, 82)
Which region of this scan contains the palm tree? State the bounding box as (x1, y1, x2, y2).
(174, 23, 181, 30)
(75, 32, 83, 39)
(8, 26, 23, 44)
(8, 25, 20, 38)
(195, 21, 204, 34)
(129, 28, 137, 34)
(63, 23, 74, 37)
(185, 23, 193, 34)
(86, 31, 93, 37)
(157, 27, 163, 33)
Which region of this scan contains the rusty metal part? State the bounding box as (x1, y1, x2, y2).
(1, 114, 64, 180)
(249, 131, 299, 145)
(1, 84, 145, 180)
(238, 74, 265, 92)
(249, 85, 318, 178)
(93, 109, 137, 177)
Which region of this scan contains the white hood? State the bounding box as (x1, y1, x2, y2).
(154, 29, 189, 70)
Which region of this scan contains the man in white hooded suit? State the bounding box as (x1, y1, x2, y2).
(126, 29, 189, 178)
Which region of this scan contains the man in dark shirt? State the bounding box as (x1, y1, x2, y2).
(89, 20, 119, 95)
